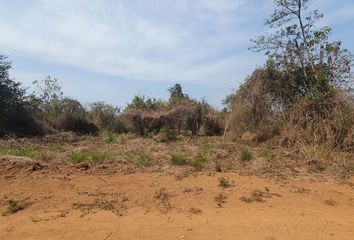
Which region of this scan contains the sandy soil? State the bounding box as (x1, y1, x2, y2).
(1, 166, 353, 240)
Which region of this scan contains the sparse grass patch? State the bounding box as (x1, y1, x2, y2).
(103, 131, 127, 144)
(240, 146, 253, 162)
(159, 128, 178, 142)
(0, 146, 38, 158)
(191, 151, 207, 171)
(68, 149, 113, 165)
(259, 149, 275, 161)
(136, 151, 152, 167)
(170, 153, 189, 166)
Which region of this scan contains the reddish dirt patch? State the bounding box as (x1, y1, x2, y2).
(1, 171, 353, 240)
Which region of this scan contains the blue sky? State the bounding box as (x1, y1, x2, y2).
(1, 0, 353, 109)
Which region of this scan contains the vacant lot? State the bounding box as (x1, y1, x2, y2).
(0, 134, 353, 240)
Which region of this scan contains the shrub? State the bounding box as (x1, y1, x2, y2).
(56, 116, 98, 135)
(0, 55, 44, 137)
(240, 146, 253, 162)
(170, 153, 188, 166)
(202, 114, 224, 136)
(191, 151, 207, 171)
(88, 102, 120, 131)
(159, 128, 177, 142)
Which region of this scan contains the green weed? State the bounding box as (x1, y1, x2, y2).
(170, 153, 189, 166)
(68, 149, 113, 165)
(191, 151, 207, 171)
(0, 146, 38, 158)
(240, 146, 253, 162)
(136, 151, 152, 167)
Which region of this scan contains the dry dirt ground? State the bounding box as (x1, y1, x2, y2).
(0, 135, 354, 239)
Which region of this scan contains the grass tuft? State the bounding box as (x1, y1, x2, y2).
(170, 153, 189, 166)
(240, 146, 253, 162)
(191, 151, 207, 171)
(136, 151, 152, 167)
(68, 149, 113, 165)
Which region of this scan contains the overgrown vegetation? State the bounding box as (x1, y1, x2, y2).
(0, 0, 353, 177)
(226, 0, 354, 158)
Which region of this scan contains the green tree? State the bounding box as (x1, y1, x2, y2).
(0, 55, 42, 136)
(251, 0, 353, 98)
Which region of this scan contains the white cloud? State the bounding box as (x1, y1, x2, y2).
(1, 0, 351, 88)
(0, 0, 267, 85)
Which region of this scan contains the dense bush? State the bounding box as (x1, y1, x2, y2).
(227, 0, 354, 152)
(88, 101, 120, 131)
(0, 55, 44, 137)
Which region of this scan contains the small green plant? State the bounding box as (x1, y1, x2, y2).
(259, 149, 275, 161)
(89, 151, 113, 164)
(240, 146, 253, 162)
(136, 151, 152, 167)
(159, 128, 178, 142)
(69, 151, 86, 164)
(68, 149, 112, 165)
(218, 176, 231, 189)
(191, 151, 207, 171)
(0, 146, 38, 158)
(103, 131, 127, 144)
(170, 153, 189, 166)
(104, 131, 117, 144)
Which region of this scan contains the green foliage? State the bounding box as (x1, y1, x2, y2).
(0, 55, 42, 137)
(68, 149, 113, 165)
(127, 95, 166, 111)
(103, 131, 127, 144)
(159, 128, 178, 142)
(240, 146, 253, 162)
(191, 151, 207, 171)
(170, 153, 188, 166)
(250, 0, 353, 99)
(0, 146, 38, 158)
(136, 151, 152, 167)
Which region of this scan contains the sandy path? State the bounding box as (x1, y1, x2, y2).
(0, 173, 353, 240)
